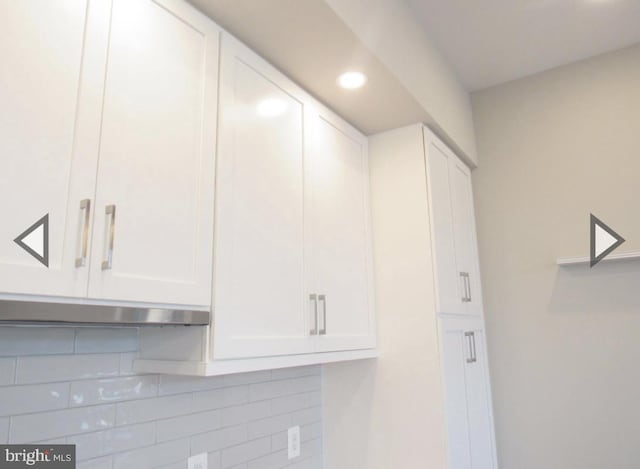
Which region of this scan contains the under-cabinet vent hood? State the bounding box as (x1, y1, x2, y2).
(0, 300, 209, 326)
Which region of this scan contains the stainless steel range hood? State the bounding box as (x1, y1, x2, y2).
(0, 300, 210, 325)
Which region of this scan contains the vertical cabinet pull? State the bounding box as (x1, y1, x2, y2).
(101, 204, 116, 270)
(75, 199, 91, 268)
(460, 272, 470, 302)
(465, 272, 471, 303)
(318, 294, 327, 335)
(465, 331, 477, 363)
(309, 294, 318, 335)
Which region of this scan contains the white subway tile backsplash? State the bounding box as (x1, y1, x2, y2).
(190, 424, 247, 455)
(271, 422, 322, 452)
(301, 438, 322, 459)
(248, 407, 322, 440)
(75, 328, 138, 354)
(156, 409, 221, 442)
(287, 456, 323, 469)
(118, 352, 139, 376)
(246, 449, 288, 469)
(0, 417, 8, 443)
(68, 423, 156, 461)
(221, 401, 271, 427)
(10, 404, 115, 442)
(0, 326, 322, 468)
(0, 358, 15, 386)
(16, 354, 120, 384)
(0, 382, 69, 416)
(159, 374, 225, 396)
(249, 380, 291, 402)
(77, 455, 113, 469)
(270, 391, 321, 416)
(113, 437, 190, 469)
(191, 385, 249, 412)
(221, 437, 271, 468)
(206, 452, 222, 469)
(289, 375, 322, 394)
(70, 376, 158, 407)
(0, 327, 75, 356)
(116, 393, 192, 425)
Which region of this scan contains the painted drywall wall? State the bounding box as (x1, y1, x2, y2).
(472, 43, 640, 469)
(0, 326, 322, 469)
(325, 0, 478, 165)
(323, 125, 449, 469)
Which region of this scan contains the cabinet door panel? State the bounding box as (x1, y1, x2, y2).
(440, 317, 497, 469)
(464, 329, 497, 469)
(441, 323, 472, 469)
(212, 37, 312, 359)
(88, 0, 218, 306)
(0, 0, 108, 297)
(449, 157, 483, 316)
(424, 135, 462, 313)
(312, 113, 375, 352)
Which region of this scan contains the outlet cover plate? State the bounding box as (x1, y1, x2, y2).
(288, 425, 301, 459)
(188, 453, 207, 469)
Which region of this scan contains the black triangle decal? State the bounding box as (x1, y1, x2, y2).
(590, 213, 625, 268)
(13, 214, 49, 268)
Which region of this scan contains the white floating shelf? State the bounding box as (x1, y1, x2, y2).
(557, 251, 640, 266)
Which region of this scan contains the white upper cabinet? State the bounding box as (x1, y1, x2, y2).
(87, 0, 219, 306)
(311, 111, 376, 352)
(0, 0, 109, 298)
(211, 35, 376, 360)
(212, 36, 312, 359)
(424, 128, 483, 316)
(0, 0, 218, 308)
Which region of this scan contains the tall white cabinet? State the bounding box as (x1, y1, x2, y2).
(424, 126, 497, 469)
(327, 124, 497, 468)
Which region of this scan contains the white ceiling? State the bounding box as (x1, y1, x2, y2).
(407, 0, 640, 91)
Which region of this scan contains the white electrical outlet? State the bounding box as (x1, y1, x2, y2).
(188, 453, 207, 469)
(288, 425, 301, 459)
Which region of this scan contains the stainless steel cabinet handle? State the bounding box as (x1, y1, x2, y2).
(101, 204, 116, 270)
(75, 199, 91, 268)
(465, 331, 477, 363)
(466, 274, 472, 303)
(318, 294, 327, 336)
(309, 294, 318, 335)
(460, 272, 470, 302)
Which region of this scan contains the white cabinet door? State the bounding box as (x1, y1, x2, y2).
(88, 0, 219, 306)
(0, 0, 110, 298)
(441, 321, 473, 469)
(440, 317, 497, 469)
(424, 128, 482, 316)
(448, 156, 483, 316)
(311, 111, 376, 352)
(212, 36, 313, 359)
(425, 134, 461, 314)
(463, 327, 497, 469)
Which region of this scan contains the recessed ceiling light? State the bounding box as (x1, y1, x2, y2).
(337, 71, 367, 90)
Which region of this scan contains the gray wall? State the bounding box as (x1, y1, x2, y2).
(472, 43, 640, 469)
(0, 326, 322, 469)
